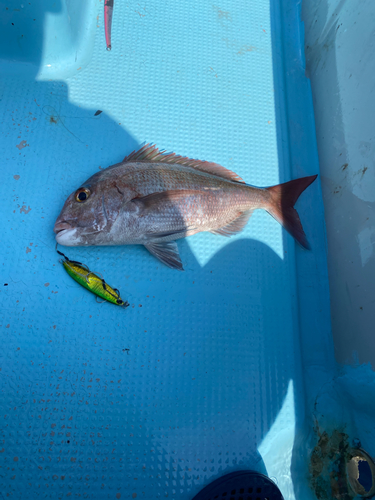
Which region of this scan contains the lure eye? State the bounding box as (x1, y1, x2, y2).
(75, 187, 91, 203)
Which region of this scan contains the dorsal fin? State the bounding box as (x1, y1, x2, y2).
(123, 143, 245, 184)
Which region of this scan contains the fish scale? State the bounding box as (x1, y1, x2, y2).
(54, 144, 317, 270)
(105, 163, 247, 194)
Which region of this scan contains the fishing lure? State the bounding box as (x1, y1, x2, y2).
(104, 0, 114, 50)
(57, 249, 128, 307)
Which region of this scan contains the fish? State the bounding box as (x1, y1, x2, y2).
(57, 249, 129, 307)
(104, 0, 114, 50)
(54, 144, 318, 271)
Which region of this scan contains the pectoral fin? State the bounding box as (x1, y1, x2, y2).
(144, 240, 184, 271)
(145, 228, 194, 239)
(132, 189, 199, 212)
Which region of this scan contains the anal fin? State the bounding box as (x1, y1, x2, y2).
(145, 240, 184, 271)
(211, 210, 253, 237)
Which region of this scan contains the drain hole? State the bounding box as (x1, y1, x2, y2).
(248, 488, 253, 493)
(347, 448, 375, 497)
(358, 459, 373, 492)
(256, 487, 261, 493)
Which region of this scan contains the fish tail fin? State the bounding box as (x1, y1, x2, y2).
(264, 175, 318, 249)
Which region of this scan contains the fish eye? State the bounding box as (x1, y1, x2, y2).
(75, 187, 91, 203)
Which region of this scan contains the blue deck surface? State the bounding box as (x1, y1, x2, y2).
(0, 1, 332, 499)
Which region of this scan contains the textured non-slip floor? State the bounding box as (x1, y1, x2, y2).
(0, 1, 330, 499)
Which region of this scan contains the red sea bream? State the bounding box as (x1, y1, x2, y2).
(54, 144, 317, 270)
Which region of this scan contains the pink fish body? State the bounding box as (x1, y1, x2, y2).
(54, 144, 317, 270)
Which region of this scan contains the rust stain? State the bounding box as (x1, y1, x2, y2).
(132, 494, 137, 499)
(26, 247, 31, 254)
(50, 115, 58, 124)
(134, 6, 147, 18)
(13, 175, 20, 180)
(209, 67, 218, 77)
(116, 494, 121, 499)
(20, 205, 31, 214)
(213, 5, 232, 21)
(237, 45, 256, 55)
(13, 457, 18, 462)
(44, 283, 50, 287)
(310, 428, 352, 500)
(16, 140, 29, 150)
(77, 67, 82, 71)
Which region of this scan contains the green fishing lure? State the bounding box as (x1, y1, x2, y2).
(57, 249, 129, 307)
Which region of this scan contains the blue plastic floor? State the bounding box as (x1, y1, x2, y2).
(0, 1, 332, 499)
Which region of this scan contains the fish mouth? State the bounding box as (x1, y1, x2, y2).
(54, 221, 80, 246)
(54, 221, 73, 234)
